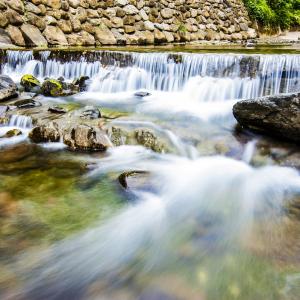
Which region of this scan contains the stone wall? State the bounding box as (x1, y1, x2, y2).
(0, 0, 257, 47)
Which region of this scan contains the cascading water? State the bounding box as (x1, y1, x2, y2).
(2, 50, 300, 99)
(0, 49, 300, 300)
(8, 115, 32, 129)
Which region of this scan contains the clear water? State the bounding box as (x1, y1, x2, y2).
(0, 49, 299, 300)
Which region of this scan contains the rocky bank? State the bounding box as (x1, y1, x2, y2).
(0, 0, 257, 48)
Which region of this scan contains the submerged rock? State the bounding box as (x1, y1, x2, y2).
(63, 125, 111, 151)
(233, 93, 300, 143)
(20, 74, 41, 92)
(13, 98, 41, 109)
(0, 75, 18, 102)
(118, 171, 150, 190)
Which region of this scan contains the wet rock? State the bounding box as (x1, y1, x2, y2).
(63, 125, 111, 151)
(1, 128, 22, 138)
(73, 76, 89, 91)
(118, 171, 150, 190)
(134, 91, 151, 97)
(29, 122, 61, 143)
(78, 106, 101, 120)
(233, 93, 300, 143)
(0, 75, 18, 102)
(48, 106, 67, 114)
(41, 79, 63, 97)
(135, 129, 164, 152)
(13, 98, 41, 109)
(20, 74, 41, 92)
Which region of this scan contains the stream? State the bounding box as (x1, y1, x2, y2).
(0, 48, 300, 300)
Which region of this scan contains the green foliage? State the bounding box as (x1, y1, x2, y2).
(243, 0, 300, 29)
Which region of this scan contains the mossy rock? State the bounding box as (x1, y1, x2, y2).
(20, 74, 41, 92)
(2, 129, 22, 138)
(41, 79, 63, 97)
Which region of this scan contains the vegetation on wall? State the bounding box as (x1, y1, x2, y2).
(243, 0, 300, 30)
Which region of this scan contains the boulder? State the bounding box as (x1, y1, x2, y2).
(29, 122, 61, 143)
(20, 74, 41, 92)
(43, 25, 68, 45)
(63, 125, 111, 151)
(21, 24, 47, 47)
(233, 93, 300, 143)
(5, 25, 25, 46)
(41, 79, 63, 97)
(0, 75, 18, 102)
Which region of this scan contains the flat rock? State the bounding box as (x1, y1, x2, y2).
(233, 93, 300, 143)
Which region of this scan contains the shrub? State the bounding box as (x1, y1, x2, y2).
(243, 0, 300, 30)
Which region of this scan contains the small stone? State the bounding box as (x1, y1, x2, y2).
(2, 129, 22, 138)
(48, 106, 67, 114)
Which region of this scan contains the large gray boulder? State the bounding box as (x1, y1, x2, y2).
(233, 93, 300, 143)
(0, 75, 18, 102)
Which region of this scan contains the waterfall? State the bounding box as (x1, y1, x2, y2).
(8, 115, 33, 129)
(1, 50, 300, 102)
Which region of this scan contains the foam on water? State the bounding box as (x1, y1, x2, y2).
(7, 147, 300, 300)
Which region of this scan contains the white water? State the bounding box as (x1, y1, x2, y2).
(3, 50, 299, 120)
(0, 115, 32, 147)
(8, 147, 300, 299)
(1, 50, 300, 300)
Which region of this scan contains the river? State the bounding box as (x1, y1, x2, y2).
(0, 47, 299, 300)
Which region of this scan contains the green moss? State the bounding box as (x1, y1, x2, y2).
(41, 79, 63, 97)
(177, 23, 187, 33)
(20, 74, 41, 90)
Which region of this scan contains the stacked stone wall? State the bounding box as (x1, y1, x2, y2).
(0, 0, 256, 47)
